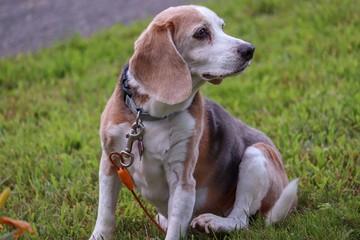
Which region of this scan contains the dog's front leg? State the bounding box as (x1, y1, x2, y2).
(165, 160, 196, 240)
(90, 152, 121, 240)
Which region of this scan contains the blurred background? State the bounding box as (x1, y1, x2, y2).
(0, 0, 197, 57)
(0, 0, 358, 239)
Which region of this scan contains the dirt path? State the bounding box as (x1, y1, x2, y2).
(0, 0, 195, 57)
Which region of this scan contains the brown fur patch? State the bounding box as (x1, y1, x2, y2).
(181, 92, 204, 192)
(133, 91, 150, 106)
(192, 101, 237, 216)
(99, 84, 136, 176)
(193, 113, 211, 188)
(129, 6, 205, 105)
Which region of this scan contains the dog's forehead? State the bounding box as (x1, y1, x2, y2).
(152, 5, 223, 29)
(194, 6, 224, 25)
(153, 6, 203, 25)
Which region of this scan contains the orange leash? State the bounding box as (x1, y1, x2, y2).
(109, 152, 167, 234)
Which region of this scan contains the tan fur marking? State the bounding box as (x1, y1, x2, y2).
(181, 92, 204, 192)
(193, 112, 211, 188)
(100, 83, 136, 176)
(252, 142, 286, 173)
(129, 6, 205, 105)
(100, 84, 135, 132)
(133, 91, 150, 106)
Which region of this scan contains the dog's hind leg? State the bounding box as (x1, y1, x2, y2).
(191, 145, 271, 233)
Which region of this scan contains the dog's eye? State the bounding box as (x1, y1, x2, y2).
(193, 28, 208, 40)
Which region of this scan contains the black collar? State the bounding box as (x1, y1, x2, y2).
(121, 64, 167, 121)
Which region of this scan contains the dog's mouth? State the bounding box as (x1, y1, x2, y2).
(202, 61, 251, 81)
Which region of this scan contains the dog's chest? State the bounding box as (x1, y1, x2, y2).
(129, 111, 195, 211)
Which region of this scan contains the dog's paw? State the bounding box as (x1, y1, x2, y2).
(191, 214, 247, 233)
(90, 225, 115, 240)
(89, 231, 113, 240)
(156, 213, 168, 230)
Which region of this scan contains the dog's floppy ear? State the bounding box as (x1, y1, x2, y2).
(129, 22, 192, 105)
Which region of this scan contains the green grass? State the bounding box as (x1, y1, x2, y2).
(0, 0, 359, 239)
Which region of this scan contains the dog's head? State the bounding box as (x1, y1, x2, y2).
(129, 5, 255, 105)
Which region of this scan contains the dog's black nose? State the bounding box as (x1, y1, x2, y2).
(237, 44, 255, 61)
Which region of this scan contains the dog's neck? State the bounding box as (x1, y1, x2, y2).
(124, 70, 204, 119)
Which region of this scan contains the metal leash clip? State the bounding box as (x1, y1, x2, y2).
(115, 111, 145, 168)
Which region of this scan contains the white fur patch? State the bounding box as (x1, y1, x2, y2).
(91, 166, 121, 239)
(128, 110, 196, 217)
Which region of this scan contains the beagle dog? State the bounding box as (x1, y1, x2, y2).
(90, 5, 298, 240)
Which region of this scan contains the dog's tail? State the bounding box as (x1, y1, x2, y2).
(266, 178, 299, 225)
